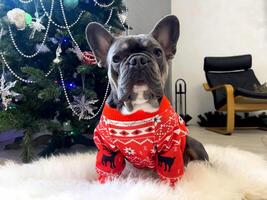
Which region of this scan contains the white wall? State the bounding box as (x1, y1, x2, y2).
(172, 0, 267, 124)
(127, 0, 171, 34)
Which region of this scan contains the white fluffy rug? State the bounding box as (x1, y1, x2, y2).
(0, 145, 267, 200)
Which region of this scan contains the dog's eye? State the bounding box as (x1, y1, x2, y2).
(153, 48, 162, 57)
(112, 55, 121, 63)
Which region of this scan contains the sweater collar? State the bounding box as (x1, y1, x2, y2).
(102, 96, 171, 121)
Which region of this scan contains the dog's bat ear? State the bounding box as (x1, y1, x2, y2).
(85, 22, 114, 68)
(150, 15, 180, 60)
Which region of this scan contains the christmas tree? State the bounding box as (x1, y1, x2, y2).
(0, 0, 128, 162)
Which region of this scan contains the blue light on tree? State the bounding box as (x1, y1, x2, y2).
(66, 82, 77, 89)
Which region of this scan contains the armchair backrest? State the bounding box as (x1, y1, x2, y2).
(204, 55, 260, 109)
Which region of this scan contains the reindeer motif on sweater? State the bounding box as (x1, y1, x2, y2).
(93, 96, 188, 185)
(158, 153, 176, 172)
(101, 149, 118, 169)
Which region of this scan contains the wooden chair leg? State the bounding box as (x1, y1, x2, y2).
(226, 107, 235, 134)
(206, 108, 235, 135)
(207, 106, 235, 135)
(226, 86, 235, 134)
(205, 84, 235, 135)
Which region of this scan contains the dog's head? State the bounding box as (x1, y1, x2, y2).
(86, 15, 179, 111)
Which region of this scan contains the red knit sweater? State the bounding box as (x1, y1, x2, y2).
(93, 96, 188, 185)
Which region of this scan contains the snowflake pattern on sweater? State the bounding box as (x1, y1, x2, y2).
(93, 96, 188, 185)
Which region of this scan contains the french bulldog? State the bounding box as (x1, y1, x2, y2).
(86, 15, 209, 184)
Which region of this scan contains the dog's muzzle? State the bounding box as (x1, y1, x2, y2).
(128, 54, 151, 71)
(117, 53, 163, 102)
(127, 53, 153, 85)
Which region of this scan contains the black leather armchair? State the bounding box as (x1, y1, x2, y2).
(203, 54, 267, 134)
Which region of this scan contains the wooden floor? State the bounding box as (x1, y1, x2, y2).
(189, 125, 267, 157)
(0, 126, 267, 164)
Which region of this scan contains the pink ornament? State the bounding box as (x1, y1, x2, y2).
(82, 51, 97, 65)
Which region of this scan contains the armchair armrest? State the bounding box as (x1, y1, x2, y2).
(203, 83, 234, 93)
(203, 83, 235, 111)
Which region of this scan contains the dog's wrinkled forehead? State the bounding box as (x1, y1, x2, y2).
(113, 34, 159, 50)
(107, 35, 161, 63)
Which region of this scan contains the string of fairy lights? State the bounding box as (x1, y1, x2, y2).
(0, 0, 129, 120)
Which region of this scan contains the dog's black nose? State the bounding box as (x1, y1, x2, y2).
(129, 55, 149, 70)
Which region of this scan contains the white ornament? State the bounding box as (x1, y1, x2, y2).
(35, 43, 50, 53)
(7, 8, 27, 30)
(53, 45, 62, 64)
(58, 66, 109, 121)
(69, 95, 98, 120)
(7, 0, 54, 59)
(29, 12, 46, 39)
(69, 46, 83, 61)
(0, 73, 19, 110)
(118, 12, 127, 24)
